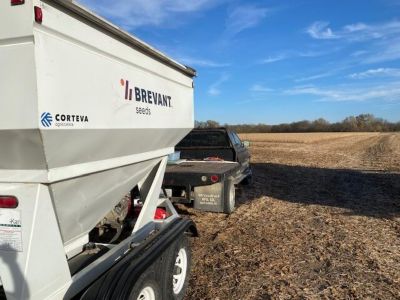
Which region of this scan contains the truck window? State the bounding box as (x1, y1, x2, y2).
(228, 132, 241, 146)
(177, 131, 230, 147)
(233, 133, 242, 145)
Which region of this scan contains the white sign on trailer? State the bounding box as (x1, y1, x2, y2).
(0, 209, 23, 252)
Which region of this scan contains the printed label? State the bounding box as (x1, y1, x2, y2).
(197, 193, 220, 205)
(0, 209, 23, 252)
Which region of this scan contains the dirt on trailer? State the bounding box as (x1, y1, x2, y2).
(184, 132, 400, 300)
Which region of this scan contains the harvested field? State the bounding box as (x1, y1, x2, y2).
(241, 132, 400, 172)
(239, 132, 368, 144)
(184, 132, 400, 299)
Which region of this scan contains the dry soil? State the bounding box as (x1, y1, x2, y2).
(184, 132, 400, 300)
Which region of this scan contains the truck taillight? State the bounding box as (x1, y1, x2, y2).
(34, 6, 43, 23)
(11, 0, 24, 5)
(210, 175, 219, 183)
(0, 196, 19, 209)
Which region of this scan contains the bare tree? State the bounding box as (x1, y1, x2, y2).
(196, 114, 400, 133)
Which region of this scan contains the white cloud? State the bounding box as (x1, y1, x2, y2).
(294, 64, 352, 83)
(165, 0, 223, 12)
(250, 84, 273, 92)
(260, 54, 287, 64)
(285, 83, 400, 102)
(351, 50, 369, 57)
(306, 20, 400, 64)
(362, 38, 400, 64)
(226, 5, 269, 35)
(343, 23, 369, 32)
(295, 72, 333, 82)
(208, 74, 229, 96)
(307, 22, 338, 39)
(258, 48, 337, 65)
(286, 86, 341, 99)
(306, 20, 400, 41)
(177, 57, 230, 68)
(349, 68, 400, 79)
(208, 87, 221, 96)
(79, 0, 224, 28)
(298, 50, 328, 57)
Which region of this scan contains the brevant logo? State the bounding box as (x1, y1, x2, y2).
(120, 79, 172, 108)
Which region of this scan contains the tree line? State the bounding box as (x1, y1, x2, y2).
(195, 114, 400, 133)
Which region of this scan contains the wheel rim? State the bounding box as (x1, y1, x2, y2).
(228, 183, 235, 211)
(173, 248, 188, 294)
(137, 286, 156, 300)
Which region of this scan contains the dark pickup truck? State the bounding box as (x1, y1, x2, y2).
(163, 128, 252, 213)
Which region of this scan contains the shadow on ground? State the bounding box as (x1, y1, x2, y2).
(237, 163, 400, 219)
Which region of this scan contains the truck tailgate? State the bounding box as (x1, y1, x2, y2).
(164, 161, 240, 186)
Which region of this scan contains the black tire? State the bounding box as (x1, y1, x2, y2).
(128, 268, 162, 300)
(240, 175, 253, 186)
(162, 234, 191, 300)
(223, 180, 236, 214)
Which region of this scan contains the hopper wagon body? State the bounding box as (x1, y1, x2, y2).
(0, 0, 196, 299)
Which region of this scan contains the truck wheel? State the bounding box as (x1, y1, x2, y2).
(162, 234, 191, 300)
(224, 180, 236, 214)
(241, 175, 253, 186)
(128, 269, 161, 300)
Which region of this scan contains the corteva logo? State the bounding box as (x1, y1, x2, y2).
(120, 79, 172, 108)
(41, 112, 53, 127)
(40, 112, 89, 127)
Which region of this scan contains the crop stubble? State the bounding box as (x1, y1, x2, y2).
(184, 132, 400, 299)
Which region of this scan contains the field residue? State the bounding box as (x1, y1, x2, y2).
(184, 132, 400, 300)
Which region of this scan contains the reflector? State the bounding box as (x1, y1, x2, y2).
(154, 208, 168, 220)
(34, 6, 42, 23)
(11, 0, 25, 6)
(210, 175, 219, 183)
(0, 196, 19, 208)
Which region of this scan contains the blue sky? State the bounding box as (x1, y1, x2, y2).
(79, 0, 400, 124)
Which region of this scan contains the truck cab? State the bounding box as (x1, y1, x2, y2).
(176, 128, 252, 183)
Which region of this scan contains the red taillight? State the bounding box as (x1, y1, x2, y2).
(154, 208, 169, 220)
(210, 175, 219, 183)
(11, 0, 24, 6)
(34, 6, 42, 23)
(134, 206, 169, 220)
(0, 196, 19, 209)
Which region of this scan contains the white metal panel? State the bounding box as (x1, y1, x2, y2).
(34, 27, 193, 130)
(0, 183, 71, 300)
(0, 42, 38, 129)
(0, 0, 33, 41)
(37, 1, 193, 88)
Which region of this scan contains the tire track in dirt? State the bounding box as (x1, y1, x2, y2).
(362, 134, 400, 171)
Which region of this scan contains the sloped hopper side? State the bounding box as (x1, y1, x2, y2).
(40, 128, 191, 245)
(50, 157, 161, 245)
(0, 129, 47, 171)
(40, 129, 190, 170)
